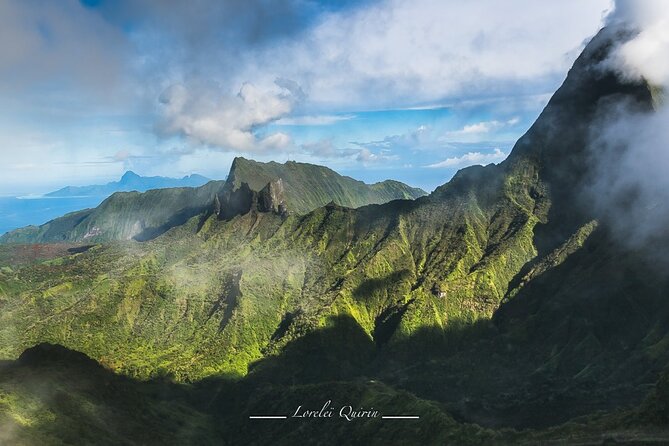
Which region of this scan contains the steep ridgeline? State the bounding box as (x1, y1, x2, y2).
(0, 159, 426, 244)
(0, 26, 667, 439)
(227, 157, 427, 212)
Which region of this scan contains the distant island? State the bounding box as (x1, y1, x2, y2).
(45, 171, 211, 197)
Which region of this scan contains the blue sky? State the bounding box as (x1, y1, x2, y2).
(0, 0, 614, 195)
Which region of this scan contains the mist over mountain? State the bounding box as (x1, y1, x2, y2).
(583, 0, 669, 263)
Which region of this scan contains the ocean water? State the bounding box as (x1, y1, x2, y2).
(0, 196, 105, 237)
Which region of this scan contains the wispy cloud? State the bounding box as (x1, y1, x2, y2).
(426, 148, 507, 168)
(300, 139, 397, 165)
(354, 125, 432, 150)
(301, 139, 354, 158)
(444, 118, 520, 138)
(356, 148, 399, 164)
(276, 114, 356, 126)
(247, 0, 611, 109)
(157, 80, 298, 153)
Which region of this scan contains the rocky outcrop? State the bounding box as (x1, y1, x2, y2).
(258, 178, 288, 216)
(216, 182, 255, 220)
(215, 179, 289, 220)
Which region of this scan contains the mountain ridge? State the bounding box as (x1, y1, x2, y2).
(46, 171, 211, 198)
(0, 158, 426, 244)
(227, 157, 427, 212)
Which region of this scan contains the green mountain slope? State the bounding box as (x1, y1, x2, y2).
(0, 26, 668, 444)
(227, 157, 427, 212)
(0, 181, 227, 244)
(0, 159, 426, 244)
(1, 343, 667, 445)
(0, 344, 217, 445)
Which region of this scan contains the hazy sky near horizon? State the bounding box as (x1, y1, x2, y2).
(0, 0, 614, 195)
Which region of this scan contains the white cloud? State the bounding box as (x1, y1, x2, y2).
(245, 0, 612, 110)
(356, 125, 432, 150)
(0, 127, 125, 195)
(427, 148, 507, 168)
(459, 121, 503, 135)
(584, 0, 669, 258)
(606, 0, 669, 86)
(356, 148, 399, 164)
(301, 139, 350, 158)
(445, 117, 521, 137)
(157, 80, 297, 153)
(300, 139, 398, 164)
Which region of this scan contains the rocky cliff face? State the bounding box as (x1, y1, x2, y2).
(215, 179, 288, 220)
(257, 179, 288, 216)
(216, 182, 255, 221)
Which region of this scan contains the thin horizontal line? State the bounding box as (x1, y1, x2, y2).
(249, 416, 287, 419)
(381, 416, 420, 419)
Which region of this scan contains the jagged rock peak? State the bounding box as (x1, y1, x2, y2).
(215, 180, 289, 221)
(258, 178, 288, 216)
(215, 182, 252, 220)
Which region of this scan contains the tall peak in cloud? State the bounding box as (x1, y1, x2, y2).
(604, 0, 669, 88)
(579, 0, 669, 261)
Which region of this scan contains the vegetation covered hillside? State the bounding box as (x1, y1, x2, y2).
(0, 26, 668, 444)
(0, 159, 425, 244)
(227, 157, 427, 212)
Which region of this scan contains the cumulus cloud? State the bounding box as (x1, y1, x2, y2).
(157, 80, 298, 153)
(604, 0, 669, 86)
(356, 148, 399, 164)
(96, 0, 611, 112)
(356, 120, 518, 157)
(426, 148, 507, 168)
(585, 0, 669, 256)
(248, 0, 612, 109)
